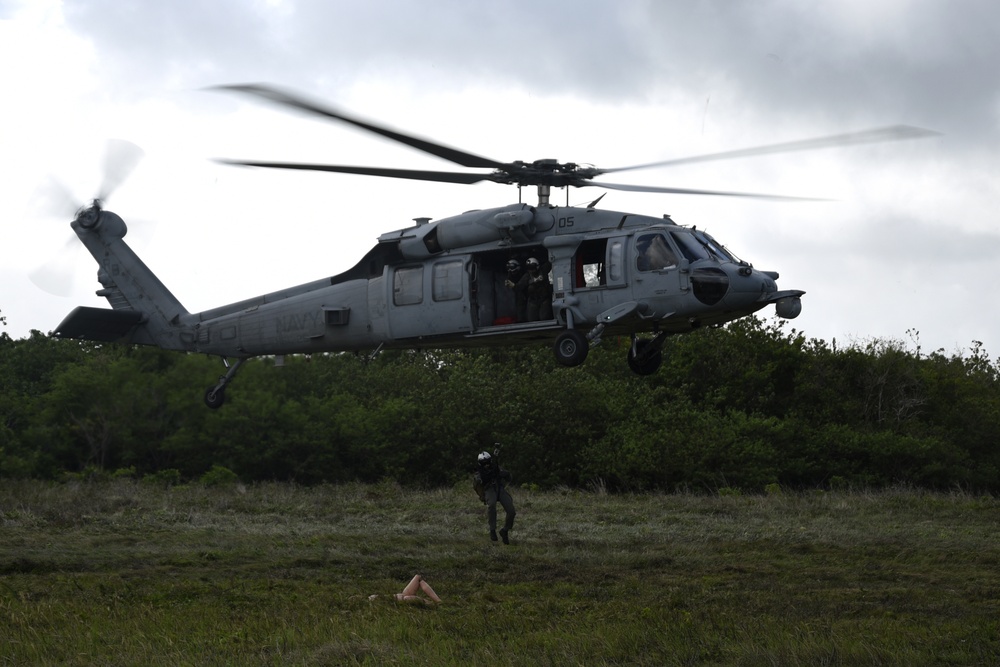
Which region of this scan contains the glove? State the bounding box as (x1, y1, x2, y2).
(504, 280, 515, 288)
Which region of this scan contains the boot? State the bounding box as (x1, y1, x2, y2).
(490, 530, 498, 542)
(499, 528, 509, 545)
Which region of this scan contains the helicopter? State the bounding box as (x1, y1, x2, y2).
(51, 84, 936, 408)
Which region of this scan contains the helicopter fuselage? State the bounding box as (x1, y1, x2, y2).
(57, 202, 802, 366)
(193, 203, 801, 357)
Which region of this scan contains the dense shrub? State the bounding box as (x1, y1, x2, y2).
(1, 320, 998, 491)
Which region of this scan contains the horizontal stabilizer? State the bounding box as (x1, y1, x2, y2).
(54, 307, 144, 342)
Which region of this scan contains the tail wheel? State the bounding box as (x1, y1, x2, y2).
(553, 329, 589, 367)
(205, 387, 226, 409)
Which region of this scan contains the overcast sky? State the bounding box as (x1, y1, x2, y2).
(2, 0, 998, 360)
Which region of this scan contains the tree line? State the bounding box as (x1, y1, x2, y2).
(1, 316, 998, 492)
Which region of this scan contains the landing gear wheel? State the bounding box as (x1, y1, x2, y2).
(553, 329, 589, 367)
(205, 387, 226, 409)
(627, 339, 662, 375)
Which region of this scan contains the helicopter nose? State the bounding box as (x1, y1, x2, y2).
(718, 266, 780, 310)
(730, 267, 777, 294)
(726, 266, 805, 319)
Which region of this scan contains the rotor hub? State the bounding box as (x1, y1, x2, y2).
(75, 200, 102, 229)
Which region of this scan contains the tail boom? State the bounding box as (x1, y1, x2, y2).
(53, 208, 190, 350)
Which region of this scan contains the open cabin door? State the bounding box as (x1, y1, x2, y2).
(386, 257, 473, 339)
(572, 236, 628, 289)
(568, 236, 629, 314)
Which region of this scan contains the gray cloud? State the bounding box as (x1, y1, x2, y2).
(60, 0, 1000, 143)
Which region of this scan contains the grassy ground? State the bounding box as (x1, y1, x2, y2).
(1, 480, 997, 665)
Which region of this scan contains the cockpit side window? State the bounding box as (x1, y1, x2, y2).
(636, 233, 678, 272)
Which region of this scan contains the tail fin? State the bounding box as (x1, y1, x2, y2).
(54, 206, 190, 349)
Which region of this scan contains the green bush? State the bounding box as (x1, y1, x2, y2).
(199, 465, 239, 487)
(1, 321, 999, 492)
(143, 468, 181, 487)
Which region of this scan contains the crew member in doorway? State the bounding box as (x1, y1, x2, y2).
(504, 259, 527, 322)
(519, 257, 552, 321)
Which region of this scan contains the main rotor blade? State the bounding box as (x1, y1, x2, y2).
(212, 84, 505, 170)
(215, 159, 498, 185)
(601, 125, 940, 176)
(588, 180, 827, 201)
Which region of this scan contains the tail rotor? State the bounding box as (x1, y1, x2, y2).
(30, 140, 145, 296)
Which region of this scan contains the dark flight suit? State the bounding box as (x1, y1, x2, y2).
(475, 462, 516, 543)
(517, 261, 553, 321)
(504, 266, 527, 322)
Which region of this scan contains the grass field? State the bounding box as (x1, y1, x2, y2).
(1, 479, 998, 665)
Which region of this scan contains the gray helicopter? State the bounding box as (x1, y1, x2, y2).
(52, 85, 935, 408)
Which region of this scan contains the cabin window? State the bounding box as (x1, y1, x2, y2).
(393, 266, 423, 305)
(432, 259, 464, 301)
(636, 233, 679, 271)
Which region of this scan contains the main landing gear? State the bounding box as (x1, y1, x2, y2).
(627, 332, 667, 375)
(204, 357, 246, 409)
(552, 325, 668, 376)
(553, 329, 589, 366)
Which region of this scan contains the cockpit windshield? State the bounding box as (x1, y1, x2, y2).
(669, 231, 711, 262)
(695, 230, 741, 263)
(670, 229, 742, 264)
